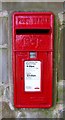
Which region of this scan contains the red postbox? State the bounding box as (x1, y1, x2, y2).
(12, 12, 54, 108)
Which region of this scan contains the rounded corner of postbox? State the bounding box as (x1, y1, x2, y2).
(50, 12, 55, 17)
(48, 103, 53, 108)
(14, 103, 19, 108)
(12, 12, 16, 17)
(12, 11, 19, 18)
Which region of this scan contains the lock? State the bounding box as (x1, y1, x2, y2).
(12, 12, 54, 108)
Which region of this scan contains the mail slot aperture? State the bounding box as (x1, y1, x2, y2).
(16, 29, 50, 34)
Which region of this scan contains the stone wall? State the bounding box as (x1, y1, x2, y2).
(0, 2, 64, 119)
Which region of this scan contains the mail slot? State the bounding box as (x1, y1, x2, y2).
(12, 12, 54, 108)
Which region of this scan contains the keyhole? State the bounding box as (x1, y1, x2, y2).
(21, 77, 23, 80)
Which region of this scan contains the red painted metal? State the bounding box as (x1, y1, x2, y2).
(12, 12, 54, 108)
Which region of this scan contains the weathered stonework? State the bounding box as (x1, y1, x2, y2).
(0, 2, 64, 119)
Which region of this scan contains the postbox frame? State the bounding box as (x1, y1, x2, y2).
(12, 12, 54, 108)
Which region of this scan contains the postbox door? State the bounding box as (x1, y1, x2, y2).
(13, 51, 53, 108)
